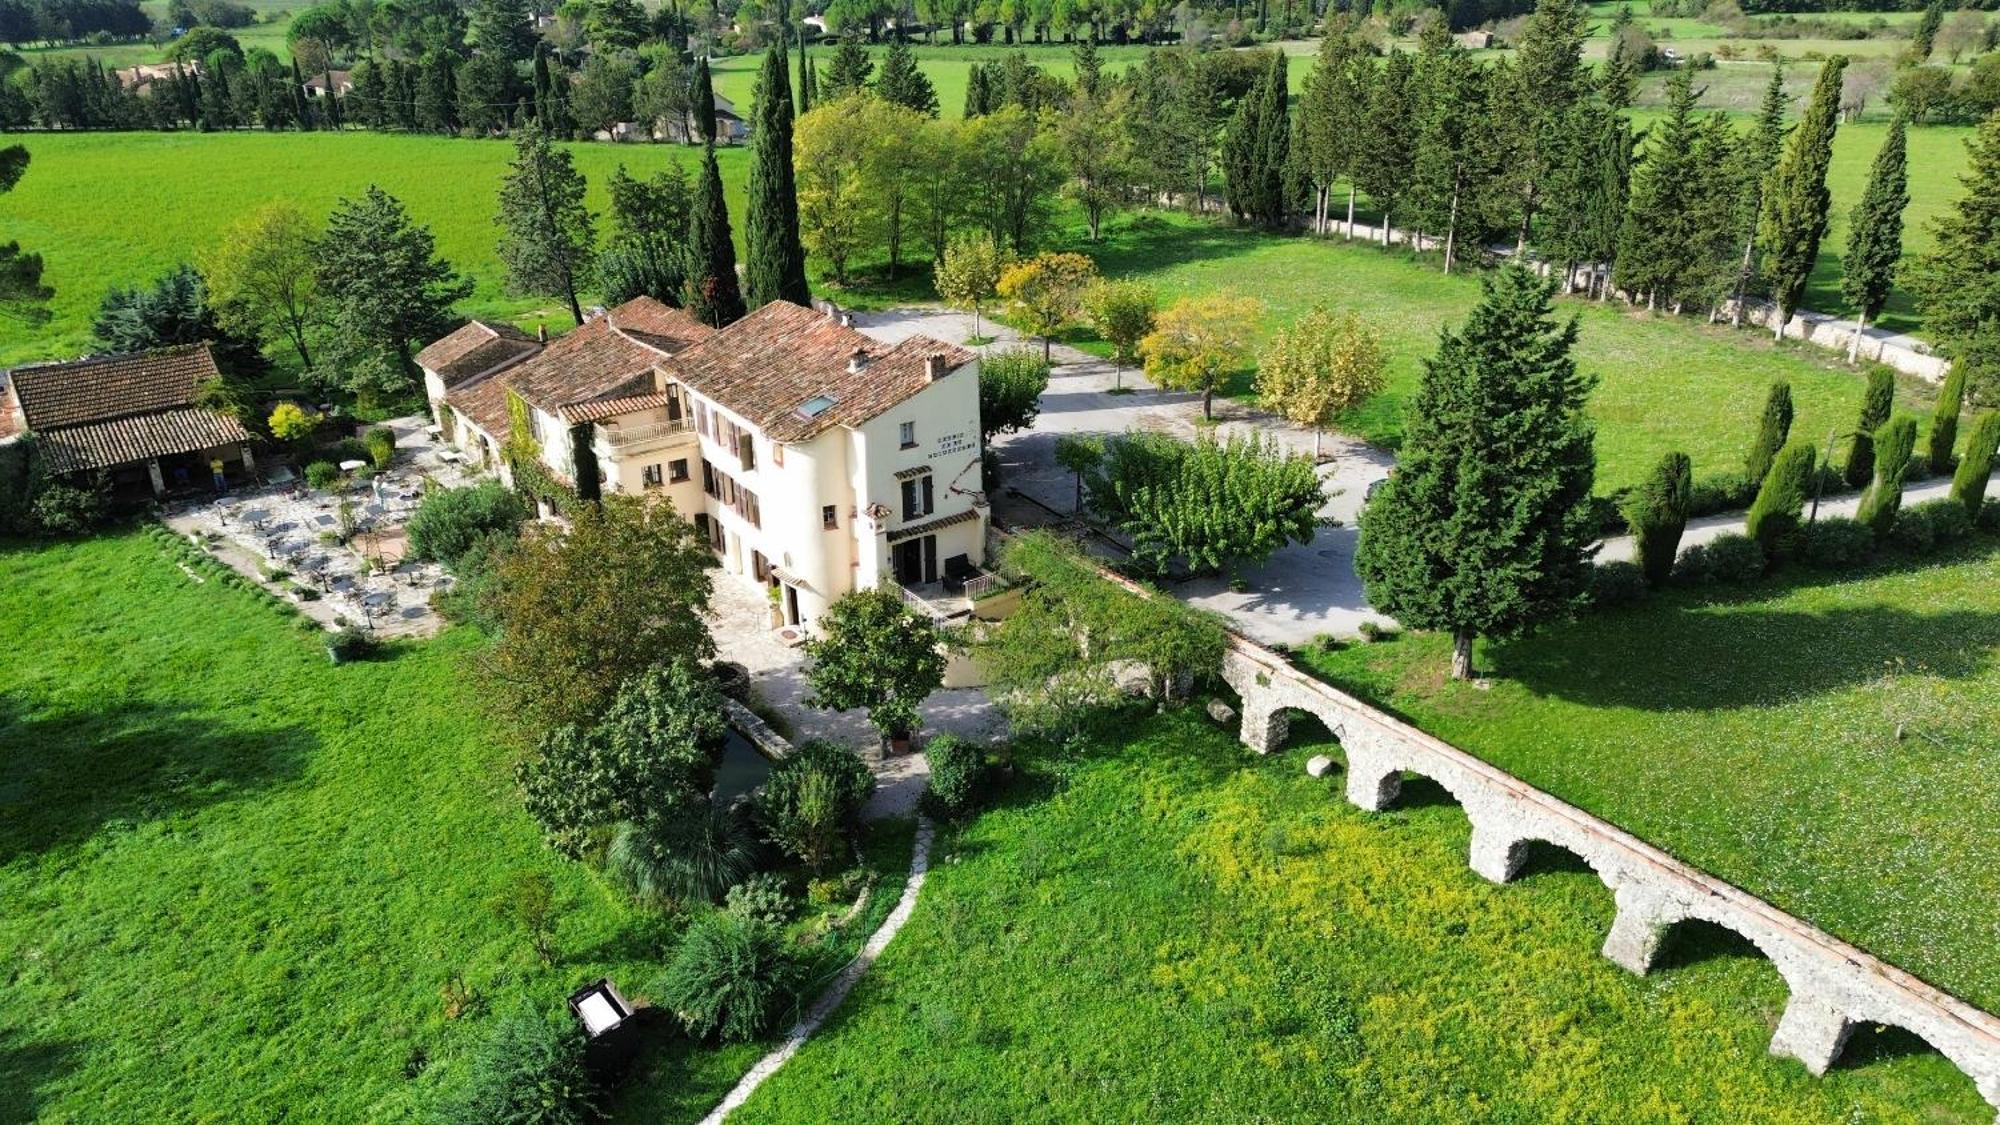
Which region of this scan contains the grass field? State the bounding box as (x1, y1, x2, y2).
(1291, 537, 2000, 1015)
(0, 529, 912, 1120)
(731, 710, 1989, 1122)
(13, 0, 298, 69)
(709, 40, 1160, 118)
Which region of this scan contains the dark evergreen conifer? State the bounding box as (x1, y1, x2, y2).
(744, 46, 810, 309)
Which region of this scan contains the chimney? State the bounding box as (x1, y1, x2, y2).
(847, 347, 870, 375)
(839, 312, 854, 329)
(924, 353, 945, 382)
(536, 323, 548, 345)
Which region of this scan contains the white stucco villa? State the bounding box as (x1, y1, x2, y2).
(417, 297, 989, 631)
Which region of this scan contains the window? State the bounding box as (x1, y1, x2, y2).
(822, 504, 838, 530)
(669, 458, 689, 483)
(738, 432, 756, 470)
(642, 463, 663, 489)
(695, 401, 708, 436)
(701, 459, 718, 498)
(666, 385, 683, 422)
(900, 474, 934, 520)
(898, 420, 917, 449)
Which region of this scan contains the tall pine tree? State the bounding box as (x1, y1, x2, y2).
(496, 123, 595, 326)
(1355, 265, 1598, 681)
(1503, 0, 1591, 251)
(1410, 32, 1499, 272)
(1758, 55, 1845, 340)
(796, 25, 812, 113)
(744, 45, 810, 309)
(1616, 69, 1701, 310)
(1222, 51, 1289, 228)
(685, 143, 746, 327)
(1730, 65, 1788, 325)
(875, 39, 938, 116)
(1354, 50, 1416, 248)
(1840, 112, 1909, 362)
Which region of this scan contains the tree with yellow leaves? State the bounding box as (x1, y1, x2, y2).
(1139, 292, 1265, 421)
(1256, 306, 1387, 459)
(996, 251, 1098, 361)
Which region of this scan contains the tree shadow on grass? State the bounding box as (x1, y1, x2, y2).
(0, 696, 315, 864)
(0, 1027, 77, 1125)
(1490, 602, 2000, 713)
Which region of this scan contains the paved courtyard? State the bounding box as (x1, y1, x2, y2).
(855, 307, 1398, 647)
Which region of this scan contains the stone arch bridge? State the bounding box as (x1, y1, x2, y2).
(1218, 640, 2000, 1119)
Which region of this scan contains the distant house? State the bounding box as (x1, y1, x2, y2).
(2, 344, 256, 496)
(112, 62, 200, 96)
(301, 70, 352, 98)
(1454, 30, 1494, 49)
(656, 91, 749, 145)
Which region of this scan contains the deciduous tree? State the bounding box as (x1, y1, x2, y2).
(977, 348, 1050, 442)
(802, 587, 949, 742)
(0, 145, 52, 326)
(1082, 279, 1157, 390)
(316, 186, 472, 398)
(1255, 306, 1387, 458)
(201, 201, 324, 370)
(934, 230, 1007, 339)
(1138, 290, 1262, 420)
(1086, 431, 1325, 578)
(997, 251, 1097, 360)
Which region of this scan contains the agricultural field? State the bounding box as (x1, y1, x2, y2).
(1294, 537, 2000, 1015)
(10, 0, 298, 69)
(0, 529, 912, 1120)
(708, 40, 1161, 115)
(731, 709, 1990, 1122)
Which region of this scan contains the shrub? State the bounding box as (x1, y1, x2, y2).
(1744, 381, 1793, 486)
(1910, 498, 1973, 545)
(364, 426, 397, 469)
(755, 740, 875, 875)
(1688, 471, 1755, 517)
(1951, 411, 2000, 519)
(1889, 506, 1936, 553)
(407, 482, 528, 568)
(1843, 368, 1895, 489)
(304, 461, 343, 490)
(923, 734, 984, 817)
(1798, 517, 1874, 569)
(724, 872, 795, 927)
(326, 437, 372, 465)
(1745, 441, 1816, 551)
(604, 804, 757, 906)
(1588, 561, 1649, 608)
(433, 1006, 597, 1125)
(268, 400, 317, 443)
(30, 481, 107, 535)
(1675, 533, 1766, 585)
(1357, 620, 1397, 642)
(654, 912, 804, 1042)
(326, 626, 375, 663)
(1928, 364, 1965, 473)
(1855, 415, 1918, 538)
(1623, 451, 1692, 586)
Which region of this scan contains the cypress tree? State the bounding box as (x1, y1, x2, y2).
(1840, 112, 1909, 362)
(1745, 440, 1816, 550)
(1354, 266, 1598, 681)
(1903, 109, 2000, 404)
(1353, 50, 1416, 248)
(1623, 450, 1693, 587)
(1855, 415, 1917, 537)
(694, 56, 717, 144)
(1845, 366, 1895, 488)
(1745, 380, 1794, 485)
(1503, 0, 1591, 251)
(1411, 35, 1497, 273)
(1950, 411, 2000, 518)
(290, 58, 314, 131)
(685, 144, 745, 328)
(1910, 0, 1945, 62)
(1730, 65, 1788, 324)
(1222, 51, 1288, 228)
(744, 46, 810, 309)
(964, 62, 989, 117)
(1616, 69, 1702, 310)
(1928, 363, 1965, 472)
(1758, 55, 1846, 340)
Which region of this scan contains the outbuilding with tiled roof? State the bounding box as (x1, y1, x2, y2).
(3, 344, 256, 495)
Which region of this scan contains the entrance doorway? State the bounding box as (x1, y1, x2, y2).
(783, 583, 800, 626)
(892, 535, 937, 585)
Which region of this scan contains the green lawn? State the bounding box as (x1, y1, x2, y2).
(732, 710, 1989, 1122)
(0, 529, 911, 1120)
(709, 40, 1159, 118)
(1293, 537, 2000, 1015)
(1056, 209, 1938, 492)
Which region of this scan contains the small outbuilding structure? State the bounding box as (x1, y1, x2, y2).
(3, 344, 256, 496)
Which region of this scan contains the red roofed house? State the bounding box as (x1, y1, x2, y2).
(2, 344, 255, 496)
(418, 297, 987, 631)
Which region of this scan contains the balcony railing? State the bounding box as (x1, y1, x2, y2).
(597, 418, 690, 450)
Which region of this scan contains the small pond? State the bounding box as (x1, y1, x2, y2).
(713, 728, 775, 806)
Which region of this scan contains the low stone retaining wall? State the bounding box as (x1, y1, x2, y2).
(1220, 639, 2000, 1117)
(724, 698, 793, 761)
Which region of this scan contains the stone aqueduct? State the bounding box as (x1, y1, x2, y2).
(1215, 639, 2000, 1119)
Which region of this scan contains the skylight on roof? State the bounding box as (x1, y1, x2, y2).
(796, 394, 839, 419)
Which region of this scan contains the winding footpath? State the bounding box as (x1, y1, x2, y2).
(698, 817, 937, 1124)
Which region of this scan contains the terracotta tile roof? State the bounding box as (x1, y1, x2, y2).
(439, 298, 713, 436)
(561, 391, 674, 424)
(414, 319, 540, 387)
(8, 344, 220, 430)
(663, 301, 975, 443)
(887, 506, 981, 544)
(37, 407, 252, 475)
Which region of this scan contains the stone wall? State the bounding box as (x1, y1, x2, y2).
(1219, 639, 2000, 1118)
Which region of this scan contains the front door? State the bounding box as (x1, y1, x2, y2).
(784, 584, 800, 626)
(892, 535, 937, 586)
